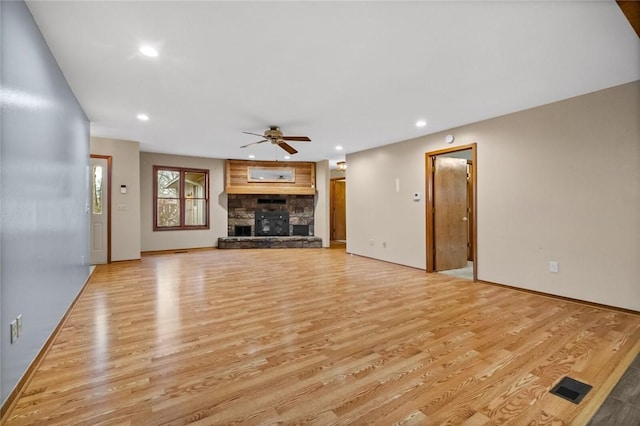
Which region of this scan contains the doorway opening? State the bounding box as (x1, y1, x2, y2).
(90, 155, 112, 264)
(425, 143, 477, 280)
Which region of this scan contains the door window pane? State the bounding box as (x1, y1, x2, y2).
(93, 165, 103, 214)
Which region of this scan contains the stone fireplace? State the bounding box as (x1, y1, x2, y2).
(227, 194, 314, 237)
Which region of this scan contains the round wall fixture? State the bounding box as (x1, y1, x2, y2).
(445, 134, 455, 144)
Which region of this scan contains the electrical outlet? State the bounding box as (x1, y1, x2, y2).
(10, 319, 18, 343)
(16, 315, 23, 337)
(549, 261, 559, 273)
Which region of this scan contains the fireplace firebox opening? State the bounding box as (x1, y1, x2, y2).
(292, 225, 309, 236)
(255, 211, 289, 236)
(234, 225, 252, 236)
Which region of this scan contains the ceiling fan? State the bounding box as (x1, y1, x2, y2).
(241, 126, 311, 155)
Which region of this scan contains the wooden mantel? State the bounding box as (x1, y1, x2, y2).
(225, 159, 316, 195)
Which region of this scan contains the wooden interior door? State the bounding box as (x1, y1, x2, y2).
(434, 157, 468, 270)
(330, 179, 346, 240)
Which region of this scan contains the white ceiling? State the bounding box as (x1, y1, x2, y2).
(26, 1, 640, 166)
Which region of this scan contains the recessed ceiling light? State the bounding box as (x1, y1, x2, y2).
(137, 113, 149, 121)
(283, 155, 291, 160)
(416, 120, 427, 128)
(139, 45, 158, 57)
(335, 145, 343, 151)
(248, 154, 255, 159)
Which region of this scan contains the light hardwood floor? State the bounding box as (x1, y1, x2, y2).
(4, 248, 640, 425)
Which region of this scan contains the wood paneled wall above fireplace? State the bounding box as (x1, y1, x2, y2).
(225, 160, 316, 195)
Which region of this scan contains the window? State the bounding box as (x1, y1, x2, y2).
(154, 166, 209, 230)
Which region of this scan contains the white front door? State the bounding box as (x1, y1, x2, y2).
(90, 156, 109, 264)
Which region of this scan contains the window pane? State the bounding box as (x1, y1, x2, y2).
(185, 172, 206, 198)
(185, 199, 206, 226)
(93, 166, 103, 214)
(157, 199, 180, 227)
(157, 170, 180, 198)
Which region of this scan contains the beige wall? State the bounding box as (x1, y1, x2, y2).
(140, 152, 227, 251)
(90, 137, 141, 261)
(314, 160, 331, 247)
(330, 168, 346, 180)
(347, 81, 640, 311)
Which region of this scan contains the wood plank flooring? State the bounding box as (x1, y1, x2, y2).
(4, 248, 640, 425)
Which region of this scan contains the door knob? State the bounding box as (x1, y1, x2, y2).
(462, 217, 468, 221)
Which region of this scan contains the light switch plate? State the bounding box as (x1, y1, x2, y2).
(16, 315, 23, 337)
(10, 319, 18, 343)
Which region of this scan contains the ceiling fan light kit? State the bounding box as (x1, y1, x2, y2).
(242, 126, 311, 155)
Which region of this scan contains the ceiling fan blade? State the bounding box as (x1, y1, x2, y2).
(240, 139, 268, 148)
(282, 136, 311, 142)
(278, 142, 298, 155)
(242, 131, 267, 138)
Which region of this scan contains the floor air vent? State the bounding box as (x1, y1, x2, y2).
(549, 376, 592, 404)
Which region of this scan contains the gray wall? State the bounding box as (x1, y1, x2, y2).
(1, 1, 90, 404)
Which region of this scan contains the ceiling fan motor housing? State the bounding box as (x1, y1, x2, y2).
(265, 127, 283, 140)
